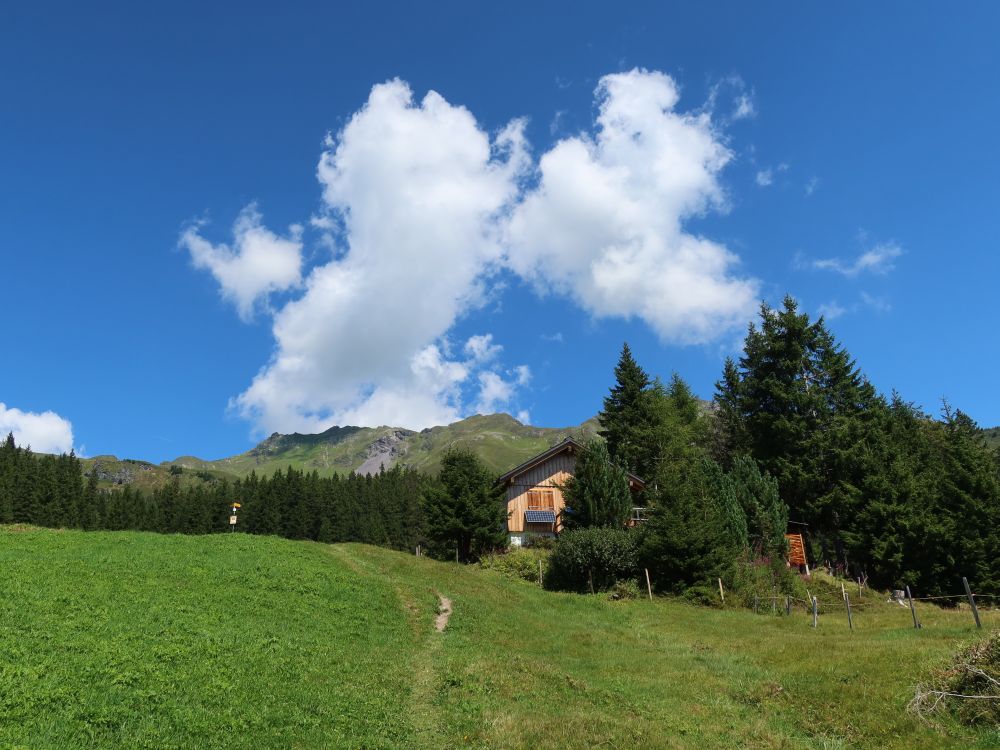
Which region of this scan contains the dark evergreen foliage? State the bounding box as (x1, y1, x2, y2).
(560, 439, 632, 530)
(714, 298, 1000, 596)
(0, 433, 428, 552)
(421, 449, 507, 562)
(598, 343, 660, 479)
(640, 458, 748, 594)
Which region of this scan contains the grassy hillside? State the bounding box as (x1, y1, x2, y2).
(166, 413, 602, 479)
(2, 527, 998, 749)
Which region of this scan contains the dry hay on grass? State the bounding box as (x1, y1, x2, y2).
(910, 631, 1000, 727)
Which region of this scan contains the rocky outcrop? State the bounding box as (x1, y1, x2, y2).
(89, 459, 155, 485)
(355, 431, 409, 476)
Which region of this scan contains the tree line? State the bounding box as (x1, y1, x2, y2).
(3, 296, 998, 600)
(0, 434, 427, 552)
(566, 296, 1000, 598)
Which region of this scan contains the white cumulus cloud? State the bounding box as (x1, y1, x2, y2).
(231, 79, 529, 433)
(0, 402, 75, 454)
(507, 68, 759, 344)
(181, 205, 304, 321)
(190, 70, 760, 435)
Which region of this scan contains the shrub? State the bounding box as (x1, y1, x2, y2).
(544, 527, 639, 593)
(526, 535, 556, 551)
(607, 578, 642, 601)
(479, 548, 548, 584)
(727, 552, 798, 609)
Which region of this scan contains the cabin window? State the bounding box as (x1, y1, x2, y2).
(526, 489, 554, 510)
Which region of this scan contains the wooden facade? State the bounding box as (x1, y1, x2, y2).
(505, 448, 577, 536)
(497, 439, 645, 545)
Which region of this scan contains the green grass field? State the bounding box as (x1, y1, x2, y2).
(2, 526, 998, 749)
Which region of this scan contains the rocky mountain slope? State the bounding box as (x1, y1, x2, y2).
(163, 413, 601, 480)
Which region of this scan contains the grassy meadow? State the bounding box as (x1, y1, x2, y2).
(1, 526, 998, 749)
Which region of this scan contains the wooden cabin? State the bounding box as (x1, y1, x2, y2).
(496, 438, 645, 547)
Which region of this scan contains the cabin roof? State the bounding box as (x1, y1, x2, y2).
(495, 437, 646, 488)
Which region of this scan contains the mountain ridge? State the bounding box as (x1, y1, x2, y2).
(162, 413, 601, 481)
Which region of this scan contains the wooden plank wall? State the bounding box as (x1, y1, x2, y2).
(506, 452, 576, 533)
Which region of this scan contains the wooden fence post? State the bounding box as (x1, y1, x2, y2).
(845, 592, 853, 630)
(962, 577, 982, 629)
(718, 577, 725, 604)
(785, 595, 791, 616)
(905, 585, 920, 629)
(644, 568, 653, 601)
(812, 596, 818, 628)
(538, 560, 543, 587)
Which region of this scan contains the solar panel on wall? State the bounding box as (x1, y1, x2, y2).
(524, 510, 556, 524)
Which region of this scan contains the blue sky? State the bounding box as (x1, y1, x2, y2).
(2, 2, 998, 462)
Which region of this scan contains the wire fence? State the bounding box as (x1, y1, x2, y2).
(736, 581, 1000, 632)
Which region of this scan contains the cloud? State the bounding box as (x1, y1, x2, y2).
(804, 176, 819, 196)
(707, 75, 756, 123)
(231, 79, 530, 433)
(733, 93, 755, 121)
(816, 292, 892, 321)
(507, 68, 759, 344)
(473, 371, 514, 414)
(755, 163, 788, 188)
(811, 242, 903, 277)
(192, 70, 760, 434)
(182, 206, 303, 321)
(0, 402, 75, 454)
(541, 332, 564, 343)
(464, 334, 502, 363)
(860, 291, 892, 313)
(817, 301, 847, 320)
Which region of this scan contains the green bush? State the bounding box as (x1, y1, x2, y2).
(607, 578, 642, 601)
(544, 527, 639, 593)
(727, 552, 798, 609)
(479, 548, 548, 584)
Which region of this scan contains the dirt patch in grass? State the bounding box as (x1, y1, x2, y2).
(435, 594, 452, 631)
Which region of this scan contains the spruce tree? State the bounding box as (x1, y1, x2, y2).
(422, 449, 507, 562)
(560, 439, 632, 530)
(599, 343, 658, 478)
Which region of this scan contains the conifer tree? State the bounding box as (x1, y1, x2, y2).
(639, 458, 748, 595)
(560, 439, 632, 530)
(599, 343, 658, 478)
(422, 449, 506, 562)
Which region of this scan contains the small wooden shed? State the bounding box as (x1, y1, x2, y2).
(496, 438, 645, 546)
